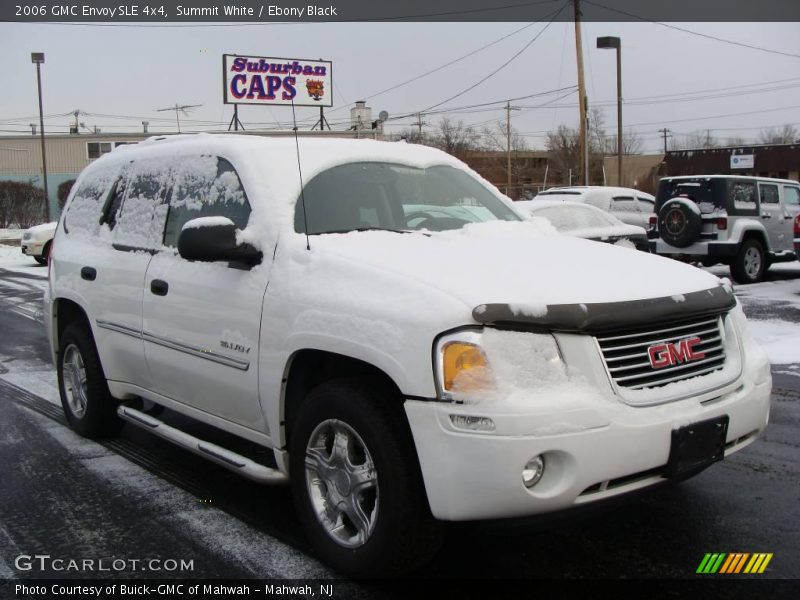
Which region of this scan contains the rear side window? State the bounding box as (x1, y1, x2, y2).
(730, 181, 757, 211)
(113, 158, 172, 249)
(611, 197, 639, 212)
(636, 197, 655, 212)
(759, 184, 779, 204)
(64, 166, 118, 238)
(783, 186, 800, 206)
(163, 156, 251, 248)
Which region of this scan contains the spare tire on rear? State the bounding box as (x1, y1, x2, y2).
(658, 197, 703, 248)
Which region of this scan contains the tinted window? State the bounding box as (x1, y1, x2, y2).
(100, 169, 130, 231)
(759, 184, 779, 204)
(657, 179, 718, 207)
(65, 166, 118, 238)
(114, 158, 172, 249)
(87, 142, 113, 159)
(783, 186, 800, 206)
(295, 163, 519, 234)
(611, 197, 639, 212)
(163, 156, 251, 247)
(730, 181, 757, 211)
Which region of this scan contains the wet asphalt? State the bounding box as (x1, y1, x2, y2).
(0, 264, 798, 594)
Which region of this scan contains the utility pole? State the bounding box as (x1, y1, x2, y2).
(415, 113, 425, 138)
(505, 101, 521, 197)
(574, 0, 588, 185)
(659, 128, 671, 154)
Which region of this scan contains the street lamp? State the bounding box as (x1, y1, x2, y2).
(596, 36, 622, 188)
(31, 52, 50, 222)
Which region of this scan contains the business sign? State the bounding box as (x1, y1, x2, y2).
(730, 154, 755, 169)
(223, 54, 333, 107)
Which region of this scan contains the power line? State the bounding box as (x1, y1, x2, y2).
(584, 0, 800, 60)
(418, 1, 569, 114)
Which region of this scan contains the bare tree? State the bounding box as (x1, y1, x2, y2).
(431, 117, 481, 160)
(0, 181, 47, 228)
(758, 124, 798, 144)
(725, 136, 748, 147)
(670, 130, 719, 150)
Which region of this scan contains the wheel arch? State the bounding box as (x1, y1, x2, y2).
(280, 349, 406, 450)
(51, 296, 93, 361)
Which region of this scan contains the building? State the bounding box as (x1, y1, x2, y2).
(603, 153, 665, 194)
(462, 150, 551, 199)
(660, 143, 800, 181)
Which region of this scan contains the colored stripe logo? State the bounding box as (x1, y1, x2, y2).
(697, 553, 773, 574)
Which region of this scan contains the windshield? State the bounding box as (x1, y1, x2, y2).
(294, 162, 520, 234)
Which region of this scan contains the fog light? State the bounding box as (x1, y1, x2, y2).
(449, 414, 495, 432)
(522, 455, 545, 488)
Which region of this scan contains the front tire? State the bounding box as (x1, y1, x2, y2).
(730, 238, 766, 284)
(289, 378, 441, 577)
(57, 323, 123, 438)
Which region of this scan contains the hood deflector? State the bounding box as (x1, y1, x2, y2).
(472, 286, 736, 334)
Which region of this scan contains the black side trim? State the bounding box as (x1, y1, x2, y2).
(405, 394, 445, 403)
(112, 243, 158, 254)
(472, 286, 736, 334)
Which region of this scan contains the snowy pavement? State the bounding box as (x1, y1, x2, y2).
(1, 244, 799, 583)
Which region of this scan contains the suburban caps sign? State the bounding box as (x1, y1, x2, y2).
(223, 54, 333, 107)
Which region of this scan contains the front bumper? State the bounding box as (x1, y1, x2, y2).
(405, 356, 771, 522)
(21, 240, 45, 257)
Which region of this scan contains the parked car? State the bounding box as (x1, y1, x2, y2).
(47, 135, 771, 576)
(515, 200, 649, 251)
(21, 221, 56, 265)
(649, 175, 800, 284)
(536, 186, 656, 229)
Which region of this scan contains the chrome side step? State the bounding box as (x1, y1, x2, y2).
(117, 405, 288, 485)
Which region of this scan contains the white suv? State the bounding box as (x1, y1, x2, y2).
(45, 135, 771, 576)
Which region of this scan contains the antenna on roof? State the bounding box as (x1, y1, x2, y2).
(291, 100, 311, 251)
(155, 103, 202, 133)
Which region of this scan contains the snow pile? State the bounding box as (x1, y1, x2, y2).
(746, 319, 800, 365)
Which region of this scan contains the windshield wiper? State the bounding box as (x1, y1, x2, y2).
(313, 227, 411, 235)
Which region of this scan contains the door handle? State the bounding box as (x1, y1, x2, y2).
(760, 212, 771, 219)
(80, 266, 96, 281)
(150, 279, 169, 296)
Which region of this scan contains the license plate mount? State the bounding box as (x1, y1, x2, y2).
(665, 415, 729, 478)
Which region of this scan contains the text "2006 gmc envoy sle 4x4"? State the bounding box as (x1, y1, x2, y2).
(45, 134, 771, 576)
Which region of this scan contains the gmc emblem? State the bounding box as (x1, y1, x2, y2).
(648, 337, 706, 369)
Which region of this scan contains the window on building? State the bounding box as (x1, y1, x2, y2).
(87, 142, 113, 159)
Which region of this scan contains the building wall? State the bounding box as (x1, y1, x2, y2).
(603, 153, 665, 193)
(660, 144, 800, 182)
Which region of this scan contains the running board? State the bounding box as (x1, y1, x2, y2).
(117, 405, 288, 485)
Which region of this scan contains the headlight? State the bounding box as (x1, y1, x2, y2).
(435, 330, 494, 400)
(434, 328, 565, 402)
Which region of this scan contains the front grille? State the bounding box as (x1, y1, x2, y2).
(596, 313, 726, 390)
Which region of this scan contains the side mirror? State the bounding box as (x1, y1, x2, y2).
(177, 217, 262, 267)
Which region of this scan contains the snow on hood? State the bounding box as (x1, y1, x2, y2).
(25, 222, 57, 234)
(307, 220, 722, 309)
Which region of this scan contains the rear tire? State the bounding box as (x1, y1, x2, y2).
(730, 238, 766, 284)
(289, 378, 441, 577)
(57, 323, 123, 438)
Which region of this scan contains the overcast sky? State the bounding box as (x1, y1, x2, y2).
(1, 20, 798, 152)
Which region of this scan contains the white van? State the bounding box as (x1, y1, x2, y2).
(45, 134, 771, 576)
